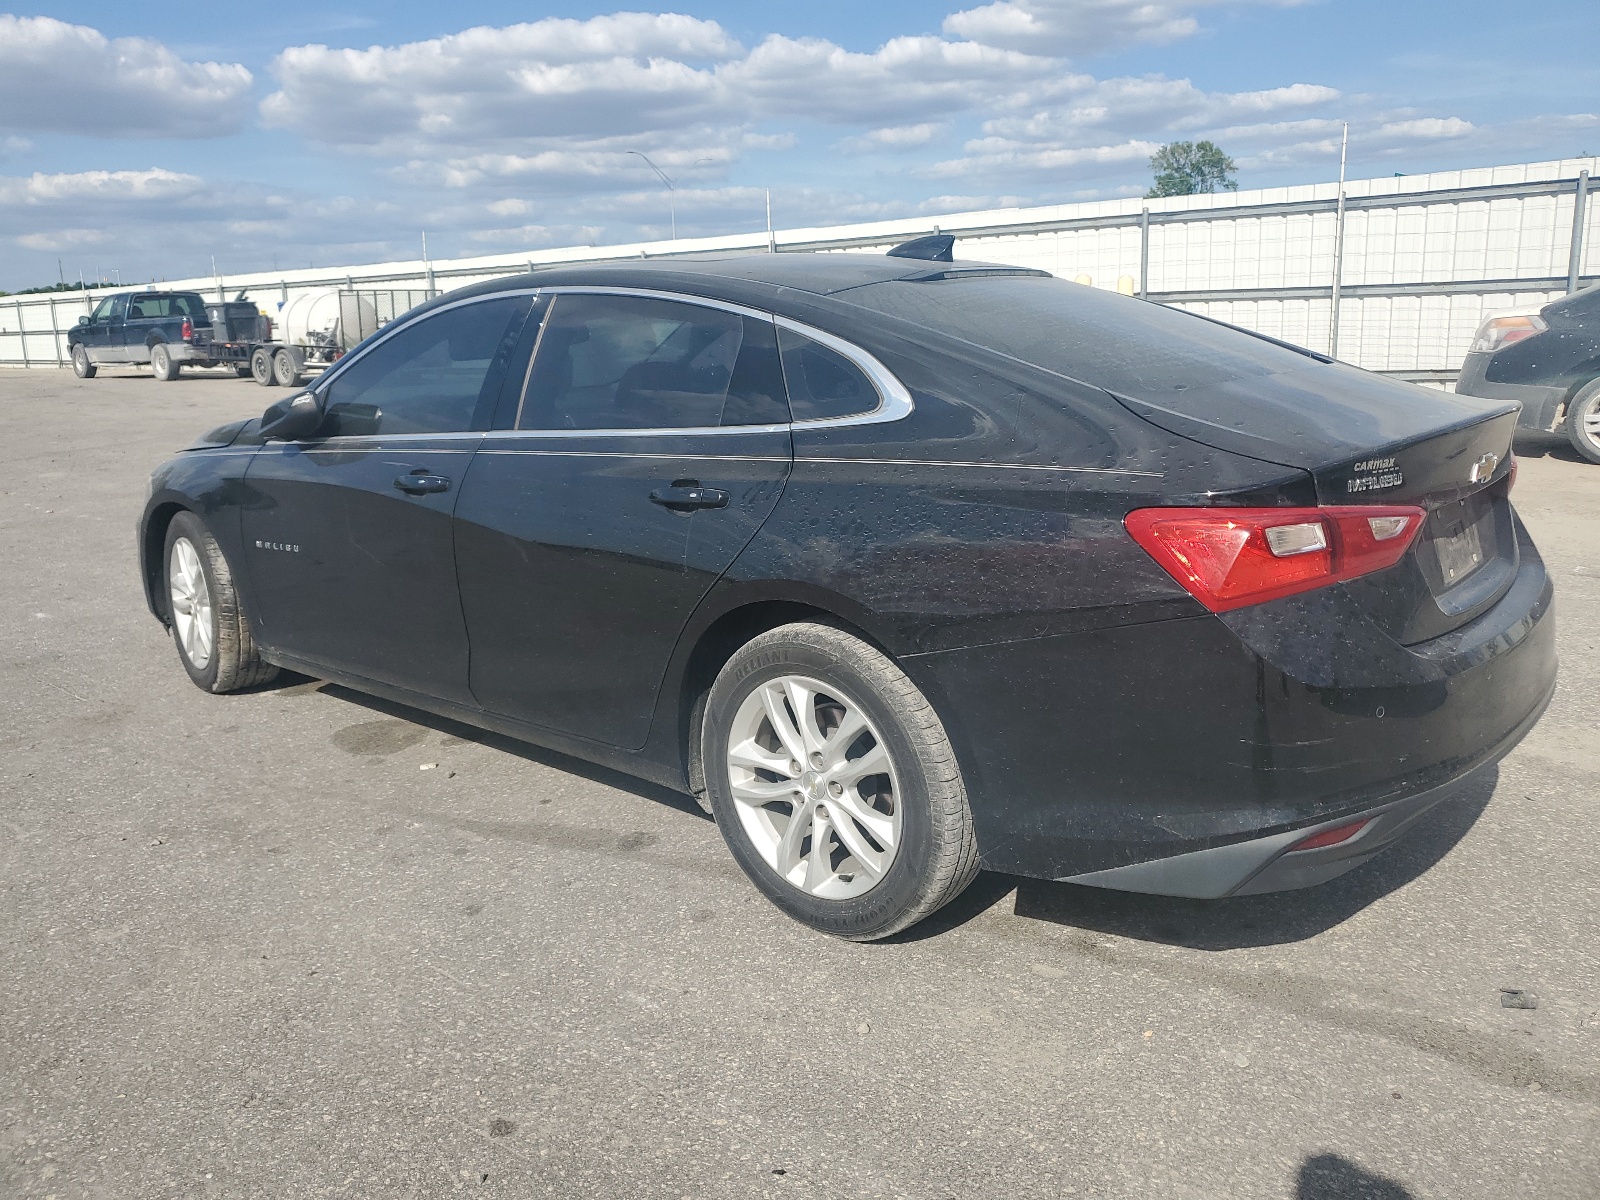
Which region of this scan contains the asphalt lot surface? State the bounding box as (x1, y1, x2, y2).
(2, 366, 1597, 1200)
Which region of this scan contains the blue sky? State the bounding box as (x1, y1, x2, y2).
(2, 1, 1596, 290)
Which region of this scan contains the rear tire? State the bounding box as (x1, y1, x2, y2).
(1565, 378, 1600, 465)
(71, 344, 96, 379)
(702, 621, 979, 941)
(251, 347, 277, 387)
(151, 343, 180, 381)
(163, 511, 278, 694)
(273, 347, 304, 388)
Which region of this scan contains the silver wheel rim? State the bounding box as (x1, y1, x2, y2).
(168, 537, 215, 670)
(1582, 397, 1600, 448)
(726, 674, 901, 900)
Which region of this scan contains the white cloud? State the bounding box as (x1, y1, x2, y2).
(17, 227, 111, 252)
(0, 16, 252, 138)
(839, 124, 948, 154)
(726, 35, 1055, 126)
(0, 168, 205, 206)
(943, 0, 1303, 58)
(261, 15, 741, 153)
(1374, 117, 1474, 140)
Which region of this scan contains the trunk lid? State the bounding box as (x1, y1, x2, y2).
(1113, 361, 1521, 642)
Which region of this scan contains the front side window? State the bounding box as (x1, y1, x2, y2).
(321, 296, 529, 436)
(90, 297, 116, 322)
(519, 293, 788, 430)
(778, 327, 881, 421)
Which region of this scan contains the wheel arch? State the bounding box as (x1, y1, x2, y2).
(669, 591, 902, 801)
(141, 500, 189, 624)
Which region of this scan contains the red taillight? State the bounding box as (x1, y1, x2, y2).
(1288, 818, 1370, 852)
(1124, 505, 1425, 613)
(180, 319, 193, 340)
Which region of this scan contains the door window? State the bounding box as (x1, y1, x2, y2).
(519, 293, 788, 430)
(321, 296, 530, 436)
(90, 297, 116, 322)
(778, 327, 881, 421)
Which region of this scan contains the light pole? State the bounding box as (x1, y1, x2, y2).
(627, 149, 676, 240)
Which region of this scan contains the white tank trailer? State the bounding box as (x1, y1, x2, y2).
(248, 288, 380, 389)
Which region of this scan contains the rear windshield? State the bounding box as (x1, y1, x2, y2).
(841, 274, 1324, 395)
(129, 294, 206, 320)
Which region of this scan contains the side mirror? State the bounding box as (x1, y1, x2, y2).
(78, 315, 90, 326)
(259, 391, 323, 441)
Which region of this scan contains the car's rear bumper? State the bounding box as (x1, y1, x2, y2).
(904, 514, 1557, 888)
(1456, 351, 1565, 430)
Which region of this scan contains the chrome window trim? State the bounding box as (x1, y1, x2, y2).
(514, 285, 915, 436)
(490, 423, 791, 441)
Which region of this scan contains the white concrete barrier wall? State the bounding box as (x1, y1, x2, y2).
(3, 156, 1595, 380)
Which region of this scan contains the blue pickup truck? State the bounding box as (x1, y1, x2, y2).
(68, 289, 270, 381)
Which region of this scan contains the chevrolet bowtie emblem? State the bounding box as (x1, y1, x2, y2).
(1469, 451, 1501, 484)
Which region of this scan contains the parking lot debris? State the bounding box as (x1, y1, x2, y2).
(488, 1118, 515, 1137)
(1500, 988, 1538, 1009)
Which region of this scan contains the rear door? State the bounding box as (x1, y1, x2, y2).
(240, 293, 534, 703)
(454, 289, 792, 748)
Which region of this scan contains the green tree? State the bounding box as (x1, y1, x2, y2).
(1147, 140, 1239, 197)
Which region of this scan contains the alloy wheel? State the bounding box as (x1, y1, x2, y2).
(168, 537, 215, 670)
(725, 674, 901, 899)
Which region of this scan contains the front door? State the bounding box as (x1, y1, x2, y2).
(81, 295, 124, 361)
(240, 293, 534, 703)
(454, 291, 793, 749)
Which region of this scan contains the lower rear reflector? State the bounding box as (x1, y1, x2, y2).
(1287, 819, 1371, 853)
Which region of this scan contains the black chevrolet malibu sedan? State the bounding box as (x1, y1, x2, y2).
(139, 251, 1557, 939)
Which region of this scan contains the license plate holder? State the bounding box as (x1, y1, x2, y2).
(1434, 518, 1486, 586)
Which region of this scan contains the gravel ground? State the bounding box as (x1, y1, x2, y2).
(2, 367, 1597, 1200)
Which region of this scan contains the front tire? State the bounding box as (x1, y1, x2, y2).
(71, 344, 96, 378)
(163, 512, 278, 693)
(1565, 378, 1600, 465)
(150, 343, 180, 381)
(703, 622, 979, 940)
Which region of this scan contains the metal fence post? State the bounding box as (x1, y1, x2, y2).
(17, 301, 30, 368)
(1569, 170, 1590, 293)
(48, 297, 62, 365)
(1139, 207, 1150, 298)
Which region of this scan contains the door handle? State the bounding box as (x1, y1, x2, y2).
(649, 484, 729, 511)
(394, 471, 451, 495)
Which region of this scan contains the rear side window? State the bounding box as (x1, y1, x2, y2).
(322, 296, 530, 436)
(778, 327, 880, 421)
(519, 294, 788, 430)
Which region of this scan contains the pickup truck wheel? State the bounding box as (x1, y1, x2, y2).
(251, 348, 277, 387)
(1564, 378, 1600, 465)
(71, 344, 96, 379)
(272, 348, 304, 388)
(164, 511, 278, 693)
(150, 343, 181, 381)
